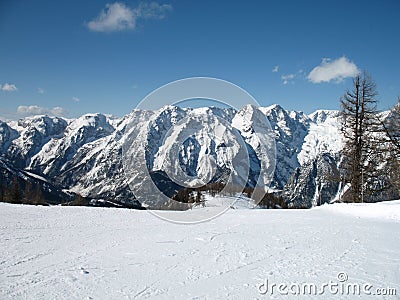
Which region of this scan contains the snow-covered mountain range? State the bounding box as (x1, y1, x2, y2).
(0, 104, 344, 208)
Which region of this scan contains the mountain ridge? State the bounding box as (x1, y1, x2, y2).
(0, 104, 347, 208)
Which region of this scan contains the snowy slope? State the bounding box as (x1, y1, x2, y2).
(4, 116, 68, 169)
(28, 113, 114, 176)
(298, 110, 342, 166)
(0, 201, 399, 299)
(320, 199, 400, 222)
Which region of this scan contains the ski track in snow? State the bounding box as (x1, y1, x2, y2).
(0, 202, 399, 299)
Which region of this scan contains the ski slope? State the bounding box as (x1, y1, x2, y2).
(0, 201, 399, 299)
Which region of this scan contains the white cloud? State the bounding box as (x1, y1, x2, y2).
(272, 65, 279, 73)
(72, 97, 80, 102)
(87, 2, 135, 32)
(17, 105, 68, 117)
(308, 56, 359, 83)
(281, 74, 295, 85)
(37, 87, 44, 94)
(87, 2, 172, 32)
(1, 83, 18, 92)
(50, 107, 67, 116)
(136, 2, 172, 20)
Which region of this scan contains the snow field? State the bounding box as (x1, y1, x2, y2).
(0, 202, 399, 299)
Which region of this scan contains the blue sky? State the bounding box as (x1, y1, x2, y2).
(0, 0, 399, 120)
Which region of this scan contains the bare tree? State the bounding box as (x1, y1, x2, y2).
(340, 72, 383, 202)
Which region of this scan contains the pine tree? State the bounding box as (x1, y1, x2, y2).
(24, 180, 33, 203)
(31, 184, 46, 205)
(340, 72, 382, 202)
(195, 189, 205, 207)
(10, 176, 22, 204)
(0, 181, 4, 202)
(70, 194, 88, 206)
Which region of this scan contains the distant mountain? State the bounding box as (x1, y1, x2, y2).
(0, 105, 348, 208)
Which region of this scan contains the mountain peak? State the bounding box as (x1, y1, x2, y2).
(308, 110, 340, 123)
(262, 104, 284, 113)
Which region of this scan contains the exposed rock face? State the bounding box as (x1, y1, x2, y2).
(282, 153, 341, 208)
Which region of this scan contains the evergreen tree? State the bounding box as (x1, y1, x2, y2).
(24, 180, 33, 203)
(0, 181, 4, 202)
(195, 189, 205, 207)
(69, 194, 88, 206)
(31, 184, 46, 205)
(10, 176, 22, 204)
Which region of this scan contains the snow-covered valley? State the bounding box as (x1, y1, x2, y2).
(1, 201, 399, 299)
